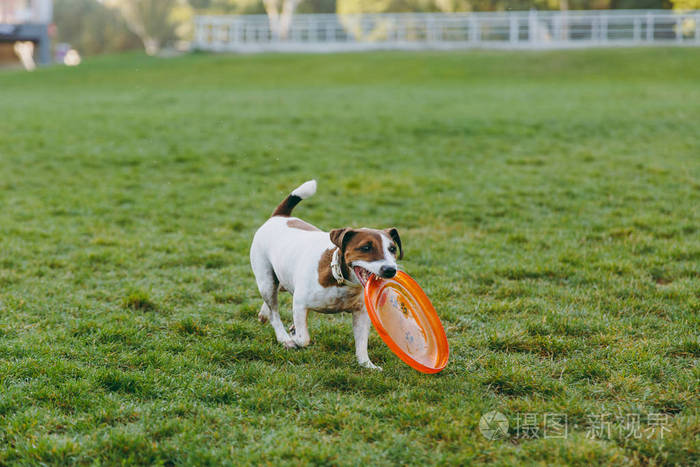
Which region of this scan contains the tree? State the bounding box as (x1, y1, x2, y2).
(262, 0, 301, 39)
(336, 1, 433, 42)
(187, 0, 263, 14)
(433, 1, 671, 11)
(104, 0, 181, 55)
(188, 0, 300, 40)
(297, 0, 336, 13)
(670, 0, 700, 8)
(53, 0, 141, 55)
(434, 0, 473, 11)
(336, 0, 435, 14)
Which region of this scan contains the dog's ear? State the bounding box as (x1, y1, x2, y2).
(330, 228, 357, 252)
(385, 228, 403, 259)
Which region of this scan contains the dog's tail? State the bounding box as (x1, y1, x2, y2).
(271, 179, 317, 217)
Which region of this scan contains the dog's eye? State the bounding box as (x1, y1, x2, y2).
(359, 243, 372, 252)
(389, 245, 397, 254)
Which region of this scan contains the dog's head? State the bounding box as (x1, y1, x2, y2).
(329, 227, 403, 286)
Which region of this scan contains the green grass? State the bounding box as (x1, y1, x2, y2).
(0, 48, 698, 465)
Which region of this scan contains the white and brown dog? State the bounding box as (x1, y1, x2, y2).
(250, 180, 402, 370)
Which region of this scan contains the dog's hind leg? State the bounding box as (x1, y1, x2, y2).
(259, 282, 297, 348)
(251, 258, 297, 348)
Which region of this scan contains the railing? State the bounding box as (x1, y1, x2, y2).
(194, 10, 700, 52)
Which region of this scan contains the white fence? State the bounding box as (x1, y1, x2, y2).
(194, 10, 700, 52)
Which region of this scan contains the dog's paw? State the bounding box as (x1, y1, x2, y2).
(358, 360, 382, 371)
(291, 334, 310, 348)
(282, 338, 299, 349)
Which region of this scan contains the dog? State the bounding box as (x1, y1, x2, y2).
(250, 180, 403, 370)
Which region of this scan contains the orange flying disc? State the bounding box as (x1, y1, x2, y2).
(364, 271, 449, 373)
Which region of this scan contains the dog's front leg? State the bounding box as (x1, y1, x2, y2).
(352, 307, 381, 370)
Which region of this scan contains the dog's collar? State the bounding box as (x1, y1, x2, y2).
(331, 248, 357, 286)
(330, 248, 347, 285)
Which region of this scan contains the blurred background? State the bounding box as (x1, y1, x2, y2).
(2, 0, 699, 69)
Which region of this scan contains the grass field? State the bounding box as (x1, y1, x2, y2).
(0, 48, 699, 465)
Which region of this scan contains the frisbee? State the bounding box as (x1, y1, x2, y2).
(363, 271, 449, 373)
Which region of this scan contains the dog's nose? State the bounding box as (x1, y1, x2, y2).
(380, 265, 397, 278)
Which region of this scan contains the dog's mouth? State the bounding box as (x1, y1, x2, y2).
(353, 266, 374, 287)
